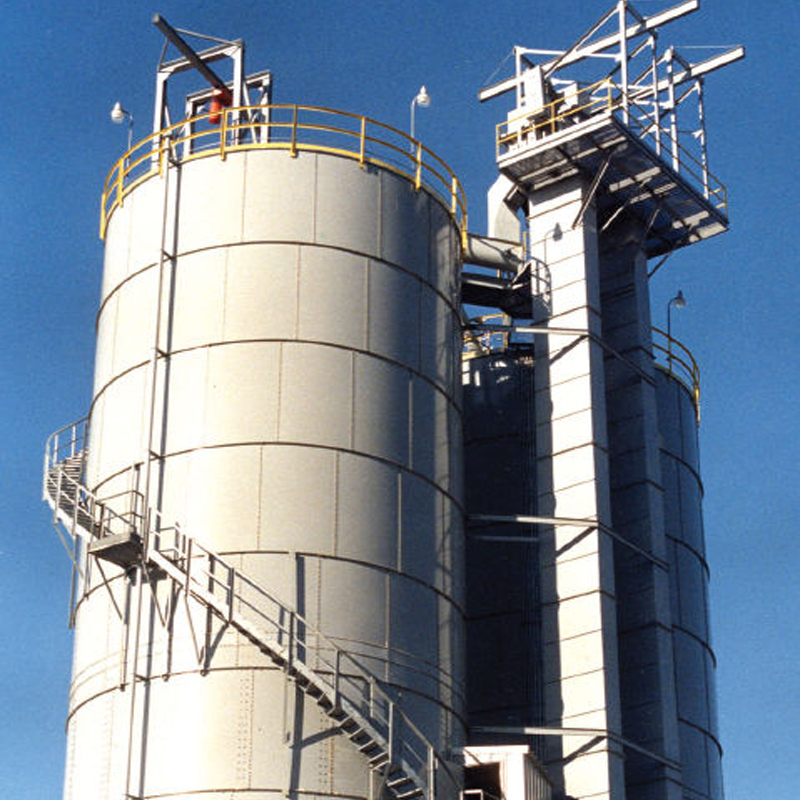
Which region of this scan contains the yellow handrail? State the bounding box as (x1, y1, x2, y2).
(462, 320, 701, 422)
(100, 104, 468, 244)
(652, 325, 701, 422)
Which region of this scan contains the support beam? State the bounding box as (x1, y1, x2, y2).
(153, 13, 229, 91)
(478, 0, 699, 101)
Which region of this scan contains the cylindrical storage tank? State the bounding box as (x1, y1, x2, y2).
(655, 368, 722, 800)
(462, 350, 543, 749)
(67, 120, 466, 800)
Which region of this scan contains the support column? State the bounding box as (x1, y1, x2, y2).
(529, 176, 626, 800)
(599, 243, 682, 800)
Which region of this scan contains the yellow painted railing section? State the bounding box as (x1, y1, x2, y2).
(100, 104, 467, 242)
(495, 78, 727, 214)
(462, 321, 701, 422)
(652, 325, 701, 422)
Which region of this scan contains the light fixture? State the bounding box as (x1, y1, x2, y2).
(110, 101, 135, 153)
(410, 85, 431, 140)
(667, 289, 687, 370)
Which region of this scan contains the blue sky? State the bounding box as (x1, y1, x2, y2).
(1, 1, 797, 797)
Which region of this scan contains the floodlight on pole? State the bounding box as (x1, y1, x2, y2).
(110, 101, 134, 154)
(667, 289, 687, 370)
(410, 85, 431, 140)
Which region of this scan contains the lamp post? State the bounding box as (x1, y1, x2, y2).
(410, 85, 430, 140)
(110, 101, 135, 154)
(667, 289, 686, 371)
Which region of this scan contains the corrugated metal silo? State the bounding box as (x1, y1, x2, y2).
(655, 367, 723, 800)
(60, 106, 467, 800)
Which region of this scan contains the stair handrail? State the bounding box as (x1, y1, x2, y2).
(148, 519, 460, 799)
(44, 463, 142, 545)
(43, 417, 89, 499)
(42, 428, 460, 800)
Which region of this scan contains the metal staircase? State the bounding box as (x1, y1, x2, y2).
(43, 419, 458, 800)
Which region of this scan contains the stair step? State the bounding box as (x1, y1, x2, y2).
(369, 752, 390, 769)
(396, 788, 424, 800)
(46, 455, 441, 800)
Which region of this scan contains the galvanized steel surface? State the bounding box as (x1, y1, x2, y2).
(67, 146, 465, 800)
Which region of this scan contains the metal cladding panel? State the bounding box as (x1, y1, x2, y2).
(169, 250, 227, 352)
(76, 147, 464, 800)
(368, 261, 421, 370)
(176, 156, 247, 253)
(299, 247, 368, 349)
(336, 453, 398, 568)
(353, 355, 410, 465)
(279, 343, 354, 449)
(242, 151, 316, 242)
(316, 155, 379, 253)
(655, 369, 722, 800)
(224, 243, 299, 340)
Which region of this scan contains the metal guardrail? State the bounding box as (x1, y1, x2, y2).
(652, 325, 701, 422)
(43, 417, 88, 496)
(99, 104, 468, 245)
(495, 78, 727, 214)
(43, 426, 459, 800)
(461, 323, 700, 422)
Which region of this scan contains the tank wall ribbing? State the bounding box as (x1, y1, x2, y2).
(462, 352, 543, 744)
(655, 369, 722, 800)
(66, 149, 465, 800)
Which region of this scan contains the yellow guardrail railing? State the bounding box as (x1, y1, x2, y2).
(463, 319, 700, 422)
(652, 325, 701, 422)
(497, 78, 615, 147)
(462, 312, 511, 357)
(100, 104, 467, 242)
(495, 78, 727, 215)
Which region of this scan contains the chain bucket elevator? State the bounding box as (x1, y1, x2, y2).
(462, 3, 742, 800)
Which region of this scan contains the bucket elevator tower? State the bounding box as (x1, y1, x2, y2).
(462, 4, 741, 800)
(44, 18, 466, 800)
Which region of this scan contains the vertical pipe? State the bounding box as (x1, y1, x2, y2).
(142, 147, 174, 559)
(697, 79, 709, 198)
(618, 0, 629, 123)
(666, 48, 680, 171)
(123, 565, 145, 800)
(650, 35, 662, 155)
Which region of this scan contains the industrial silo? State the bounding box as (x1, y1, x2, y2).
(654, 350, 723, 800)
(45, 23, 466, 800)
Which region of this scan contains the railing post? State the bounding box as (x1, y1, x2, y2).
(227, 565, 235, 622)
(116, 165, 124, 210)
(415, 142, 423, 190)
(184, 536, 193, 595)
(288, 611, 295, 665)
(333, 649, 341, 709)
(369, 676, 375, 718)
(359, 116, 366, 167)
(220, 108, 228, 162)
(97, 503, 106, 542)
(388, 701, 396, 765)
(290, 105, 298, 158)
(427, 745, 436, 799)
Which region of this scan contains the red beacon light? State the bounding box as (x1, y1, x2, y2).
(209, 87, 232, 125)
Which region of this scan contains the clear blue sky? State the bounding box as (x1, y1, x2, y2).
(1, 1, 797, 797)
